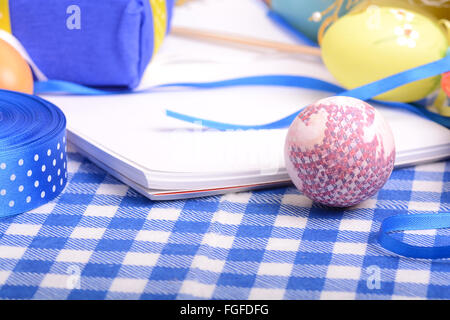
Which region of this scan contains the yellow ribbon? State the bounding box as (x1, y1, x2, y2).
(149, 0, 167, 55)
(0, 0, 11, 33)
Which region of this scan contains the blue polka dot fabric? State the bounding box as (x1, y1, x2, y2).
(0, 137, 68, 213)
(0, 150, 448, 300)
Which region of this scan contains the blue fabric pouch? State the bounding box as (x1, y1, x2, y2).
(9, 0, 174, 88)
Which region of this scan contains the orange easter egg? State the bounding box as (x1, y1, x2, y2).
(0, 39, 33, 94)
(443, 72, 450, 97)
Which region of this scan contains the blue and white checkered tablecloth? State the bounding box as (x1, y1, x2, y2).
(0, 151, 449, 300)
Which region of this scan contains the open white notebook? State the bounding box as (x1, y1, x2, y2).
(43, 0, 450, 200)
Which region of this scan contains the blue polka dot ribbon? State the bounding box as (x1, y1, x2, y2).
(0, 90, 67, 218)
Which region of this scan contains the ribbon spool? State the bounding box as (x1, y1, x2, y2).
(0, 90, 67, 218)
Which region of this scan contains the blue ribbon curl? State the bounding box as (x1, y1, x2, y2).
(379, 213, 450, 259)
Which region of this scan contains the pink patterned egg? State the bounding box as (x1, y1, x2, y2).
(285, 96, 395, 207)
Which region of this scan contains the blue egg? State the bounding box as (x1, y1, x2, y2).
(271, 0, 351, 42)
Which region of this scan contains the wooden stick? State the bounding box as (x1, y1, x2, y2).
(171, 26, 322, 57)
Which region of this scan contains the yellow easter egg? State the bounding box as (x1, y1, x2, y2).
(352, 0, 446, 21)
(424, 6, 450, 20)
(406, 0, 450, 20)
(321, 6, 448, 102)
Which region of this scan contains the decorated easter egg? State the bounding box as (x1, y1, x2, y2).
(0, 39, 33, 94)
(443, 72, 450, 97)
(352, 0, 447, 21)
(321, 6, 448, 102)
(271, 0, 351, 42)
(423, 6, 450, 20)
(285, 96, 395, 207)
(406, 0, 450, 19)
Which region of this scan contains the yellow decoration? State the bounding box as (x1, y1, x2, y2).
(314, 0, 450, 43)
(149, 0, 167, 55)
(309, 0, 362, 44)
(321, 6, 448, 102)
(408, 0, 450, 20)
(0, 0, 11, 33)
(353, 0, 447, 21)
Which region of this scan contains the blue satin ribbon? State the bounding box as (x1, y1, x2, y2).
(162, 55, 450, 129)
(34, 74, 343, 95)
(35, 54, 450, 128)
(163, 76, 442, 130)
(0, 90, 68, 218)
(379, 213, 450, 259)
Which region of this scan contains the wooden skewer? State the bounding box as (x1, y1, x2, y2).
(171, 26, 322, 57)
